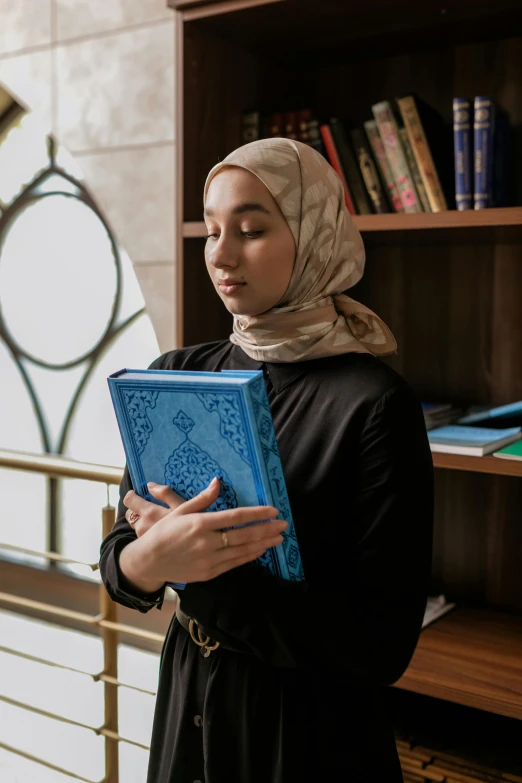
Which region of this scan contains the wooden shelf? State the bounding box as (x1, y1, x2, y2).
(432, 452, 522, 478)
(396, 608, 522, 721)
(183, 208, 522, 240)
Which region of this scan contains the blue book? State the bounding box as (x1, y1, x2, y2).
(428, 425, 521, 457)
(108, 367, 304, 590)
(458, 400, 522, 426)
(453, 97, 473, 211)
(473, 96, 495, 210)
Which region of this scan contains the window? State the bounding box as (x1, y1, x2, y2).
(0, 98, 160, 576)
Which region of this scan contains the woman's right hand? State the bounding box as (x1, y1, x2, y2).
(119, 478, 288, 592)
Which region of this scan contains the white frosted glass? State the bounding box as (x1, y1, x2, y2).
(0, 195, 118, 365)
(116, 247, 146, 327)
(0, 701, 105, 781)
(61, 315, 159, 577)
(22, 360, 87, 453)
(0, 611, 157, 782)
(0, 113, 48, 207)
(0, 342, 46, 561)
(64, 314, 159, 467)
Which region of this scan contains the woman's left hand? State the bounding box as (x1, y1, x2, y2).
(124, 483, 186, 538)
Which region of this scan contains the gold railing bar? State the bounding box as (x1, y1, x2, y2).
(0, 448, 123, 485)
(100, 505, 119, 783)
(0, 646, 157, 696)
(0, 694, 101, 733)
(0, 592, 101, 624)
(0, 741, 102, 783)
(98, 619, 165, 643)
(98, 728, 150, 752)
(0, 542, 99, 570)
(96, 674, 156, 697)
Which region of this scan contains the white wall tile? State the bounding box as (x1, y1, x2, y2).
(0, 0, 51, 56)
(56, 21, 174, 152)
(133, 263, 175, 353)
(77, 143, 175, 263)
(0, 49, 52, 131)
(56, 0, 173, 42)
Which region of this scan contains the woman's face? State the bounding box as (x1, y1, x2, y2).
(204, 166, 296, 316)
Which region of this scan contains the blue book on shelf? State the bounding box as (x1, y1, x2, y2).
(453, 97, 473, 211)
(428, 425, 521, 457)
(108, 367, 304, 590)
(473, 96, 495, 209)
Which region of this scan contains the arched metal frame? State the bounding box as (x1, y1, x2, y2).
(0, 134, 144, 555)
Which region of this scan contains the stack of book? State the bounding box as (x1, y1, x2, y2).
(243, 94, 511, 215)
(428, 400, 522, 457)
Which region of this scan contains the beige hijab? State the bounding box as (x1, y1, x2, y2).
(203, 137, 396, 363)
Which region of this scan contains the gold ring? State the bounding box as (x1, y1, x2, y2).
(221, 530, 229, 548)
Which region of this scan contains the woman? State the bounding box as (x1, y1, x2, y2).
(100, 138, 434, 782)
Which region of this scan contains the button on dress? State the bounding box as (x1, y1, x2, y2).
(100, 340, 434, 782)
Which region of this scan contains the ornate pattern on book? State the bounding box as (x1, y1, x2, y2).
(250, 377, 304, 580)
(196, 392, 251, 466)
(164, 410, 238, 512)
(122, 389, 159, 455)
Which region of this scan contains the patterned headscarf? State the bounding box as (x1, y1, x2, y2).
(203, 137, 396, 363)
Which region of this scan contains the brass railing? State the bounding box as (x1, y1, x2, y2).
(0, 448, 164, 783)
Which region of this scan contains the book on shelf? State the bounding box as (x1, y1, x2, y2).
(474, 96, 495, 209)
(371, 100, 421, 213)
(320, 123, 356, 214)
(493, 440, 522, 461)
(283, 110, 298, 140)
(422, 595, 456, 629)
(350, 127, 390, 213)
(264, 112, 284, 138)
(422, 402, 462, 431)
(329, 117, 372, 215)
(453, 97, 473, 210)
(297, 109, 325, 155)
(458, 399, 522, 429)
(398, 125, 431, 211)
(397, 94, 450, 212)
(241, 109, 261, 144)
(364, 119, 404, 212)
(108, 367, 304, 590)
(428, 425, 521, 457)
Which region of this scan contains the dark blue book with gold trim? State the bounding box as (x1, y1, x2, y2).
(108, 367, 304, 590)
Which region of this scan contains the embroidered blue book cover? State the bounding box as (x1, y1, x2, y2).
(108, 367, 304, 590)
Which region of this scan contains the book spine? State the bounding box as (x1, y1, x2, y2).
(283, 110, 298, 140)
(372, 101, 421, 213)
(397, 95, 448, 212)
(329, 117, 372, 214)
(264, 112, 283, 138)
(350, 127, 389, 213)
(453, 97, 473, 211)
(399, 126, 431, 212)
(320, 123, 356, 214)
(364, 120, 404, 212)
(474, 96, 494, 209)
(244, 378, 304, 582)
(241, 109, 260, 144)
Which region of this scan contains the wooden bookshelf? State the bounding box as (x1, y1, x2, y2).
(396, 608, 522, 721)
(170, 0, 522, 742)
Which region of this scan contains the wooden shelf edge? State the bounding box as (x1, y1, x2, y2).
(395, 607, 522, 721)
(184, 208, 522, 238)
(355, 207, 522, 232)
(432, 452, 522, 478)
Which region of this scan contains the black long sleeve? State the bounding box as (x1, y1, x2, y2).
(179, 384, 434, 683)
